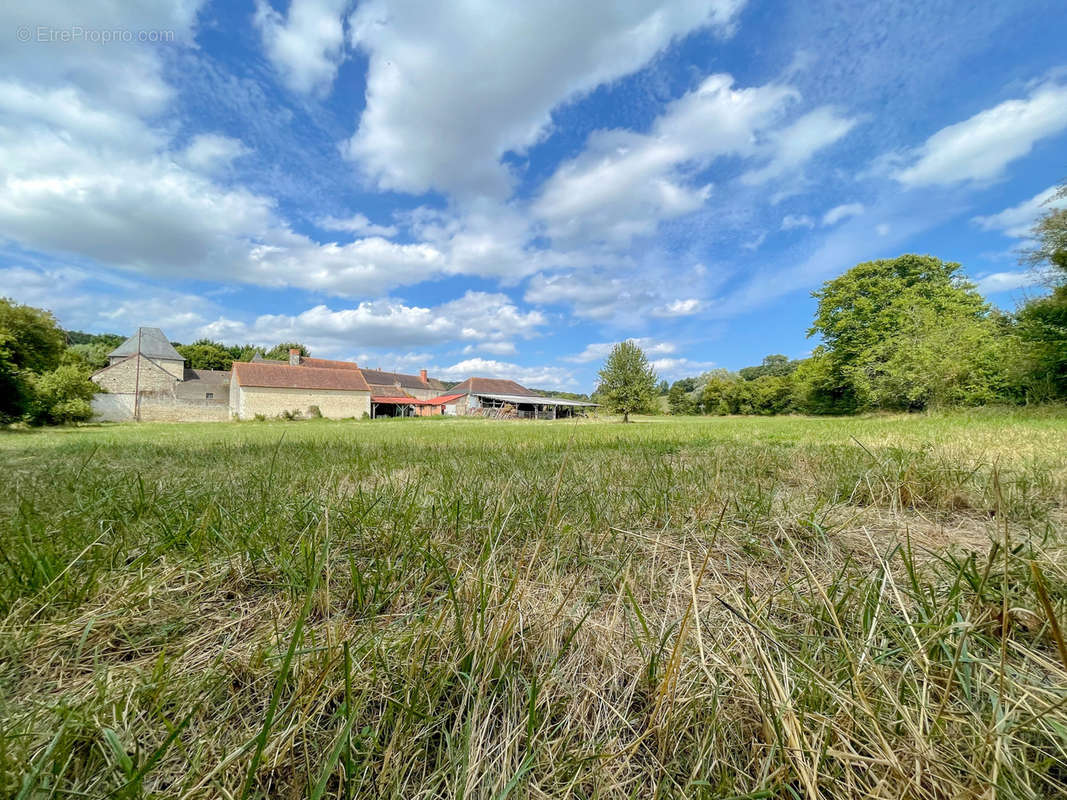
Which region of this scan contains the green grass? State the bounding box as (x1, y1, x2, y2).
(1, 410, 1066, 798)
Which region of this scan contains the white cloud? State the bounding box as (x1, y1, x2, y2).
(318, 212, 398, 238)
(740, 106, 858, 185)
(535, 74, 796, 246)
(653, 298, 703, 317)
(822, 202, 864, 226)
(198, 291, 545, 354)
(975, 270, 1046, 294)
(463, 341, 517, 356)
(345, 0, 745, 198)
(566, 338, 677, 363)
(781, 214, 815, 230)
(180, 134, 249, 172)
(893, 80, 1067, 186)
(432, 358, 576, 389)
(650, 357, 716, 380)
(973, 184, 1067, 239)
(876, 223, 891, 236)
(254, 0, 349, 96)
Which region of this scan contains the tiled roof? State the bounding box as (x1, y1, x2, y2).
(424, 393, 465, 405)
(367, 383, 414, 398)
(371, 395, 430, 404)
(232, 362, 370, 392)
(449, 377, 537, 396)
(360, 368, 445, 391)
(301, 357, 364, 371)
(108, 327, 183, 362)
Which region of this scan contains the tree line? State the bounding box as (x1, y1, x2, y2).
(599, 186, 1066, 418)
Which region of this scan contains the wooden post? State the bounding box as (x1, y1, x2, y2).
(133, 327, 142, 422)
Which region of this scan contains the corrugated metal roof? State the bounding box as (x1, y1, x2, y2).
(371, 395, 428, 404)
(232, 362, 371, 392)
(475, 392, 598, 407)
(108, 328, 183, 361)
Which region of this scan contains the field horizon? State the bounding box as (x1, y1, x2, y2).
(3, 411, 1066, 798)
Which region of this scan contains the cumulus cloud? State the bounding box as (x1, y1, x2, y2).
(345, 0, 744, 198)
(254, 0, 350, 95)
(822, 202, 864, 226)
(565, 338, 677, 363)
(535, 74, 796, 246)
(650, 357, 716, 379)
(973, 184, 1067, 239)
(652, 298, 704, 317)
(432, 358, 576, 389)
(180, 134, 250, 172)
(197, 291, 545, 354)
(892, 80, 1067, 186)
(318, 212, 398, 238)
(974, 270, 1046, 294)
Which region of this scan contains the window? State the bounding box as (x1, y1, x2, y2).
(206, 392, 214, 399)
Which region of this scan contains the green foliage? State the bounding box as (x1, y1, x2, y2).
(177, 339, 234, 371)
(810, 254, 1004, 410)
(63, 342, 113, 370)
(25, 364, 97, 425)
(1015, 285, 1067, 401)
(265, 342, 310, 360)
(739, 354, 797, 381)
(63, 330, 123, 349)
(667, 382, 695, 415)
(0, 298, 68, 423)
(596, 340, 658, 422)
(656, 379, 669, 395)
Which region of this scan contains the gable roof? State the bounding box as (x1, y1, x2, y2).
(108, 327, 183, 362)
(91, 352, 177, 381)
(232, 362, 370, 392)
(301, 357, 363, 371)
(449, 377, 537, 397)
(425, 392, 465, 405)
(360, 368, 446, 391)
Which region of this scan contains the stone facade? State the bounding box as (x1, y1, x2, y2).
(231, 385, 371, 420)
(93, 355, 178, 394)
(92, 393, 230, 422)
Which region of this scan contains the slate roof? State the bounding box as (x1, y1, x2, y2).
(232, 362, 370, 392)
(108, 327, 183, 362)
(449, 377, 538, 397)
(360, 368, 446, 391)
(183, 369, 231, 385)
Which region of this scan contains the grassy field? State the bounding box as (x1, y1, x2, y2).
(2, 411, 1066, 799)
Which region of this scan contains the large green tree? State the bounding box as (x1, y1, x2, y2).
(809, 254, 1003, 410)
(265, 342, 310, 361)
(596, 341, 658, 422)
(177, 339, 234, 371)
(0, 298, 67, 423)
(1015, 181, 1067, 400)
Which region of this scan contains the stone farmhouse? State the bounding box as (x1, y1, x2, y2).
(91, 328, 597, 422)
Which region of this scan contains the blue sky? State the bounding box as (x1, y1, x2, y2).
(2, 0, 1066, 391)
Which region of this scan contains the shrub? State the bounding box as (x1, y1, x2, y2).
(25, 364, 97, 425)
(307, 405, 323, 419)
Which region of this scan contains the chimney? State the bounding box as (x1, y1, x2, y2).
(289, 348, 300, 366)
(420, 369, 428, 383)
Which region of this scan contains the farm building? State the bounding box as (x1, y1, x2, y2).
(89, 328, 596, 422)
(90, 327, 231, 421)
(447, 377, 598, 419)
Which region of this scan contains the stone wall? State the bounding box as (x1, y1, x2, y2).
(93, 355, 176, 394)
(92, 393, 230, 422)
(234, 385, 371, 419)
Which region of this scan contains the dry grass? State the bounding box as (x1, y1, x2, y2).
(1, 410, 1066, 798)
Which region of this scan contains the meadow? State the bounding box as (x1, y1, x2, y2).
(2, 411, 1066, 799)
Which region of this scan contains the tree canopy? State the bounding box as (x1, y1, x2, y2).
(596, 341, 658, 422)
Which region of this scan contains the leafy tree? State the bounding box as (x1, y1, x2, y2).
(596, 341, 658, 422)
(0, 298, 67, 423)
(64, 342, 113, 370)
(1015, 181, 1067, 400)
(265, 342, 310, 360)
(177, 339, 234, 371)
(699, 370, 741, 415)
(739, 354, 797, 381)
(656, 379, 669, 395)
(26, 364, 97, 425)
(667, 382, 695, 415)
(64, 330, 123, 349)
(809, 254, 1001, 410)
